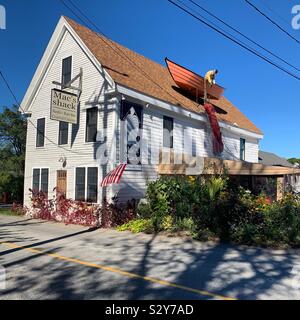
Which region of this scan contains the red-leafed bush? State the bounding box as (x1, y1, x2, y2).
(99, 197, 135, 228)
(11, 202, 27, 215)
(26, 189, 136, 228)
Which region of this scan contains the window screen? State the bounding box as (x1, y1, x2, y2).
(75, 168, 86, 201)
(87, 167, 98, 203)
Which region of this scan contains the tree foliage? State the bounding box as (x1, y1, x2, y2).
(288, 158, 300, 165)
(0, 106, 27, 202)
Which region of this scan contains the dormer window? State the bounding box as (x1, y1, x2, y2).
(62, 56, 72, 85)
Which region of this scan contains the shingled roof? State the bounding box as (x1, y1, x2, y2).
(66, 17, 262, 135)
(259, 151, 293, 167)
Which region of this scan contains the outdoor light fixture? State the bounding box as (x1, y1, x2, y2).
(59, 156, 65, 163)
(58, 156, 67, 168)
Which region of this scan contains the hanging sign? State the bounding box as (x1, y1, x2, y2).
(50, 89, 78, 124)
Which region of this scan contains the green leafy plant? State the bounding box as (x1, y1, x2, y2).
(205, 177, 227, 201)
(117, 219, 152, 233)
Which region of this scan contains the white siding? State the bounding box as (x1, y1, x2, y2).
(111, 106, 160, 202)
(110, 104, 260, 202)
(24, 30, 115, 206)
(23, 27, 260, 206)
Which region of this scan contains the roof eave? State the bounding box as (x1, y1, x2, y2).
(115, 83, 264, 139)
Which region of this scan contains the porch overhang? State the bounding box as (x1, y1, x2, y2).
(158, 154, 300, 176)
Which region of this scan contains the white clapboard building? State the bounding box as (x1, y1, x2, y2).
(21, 16, 264, 206)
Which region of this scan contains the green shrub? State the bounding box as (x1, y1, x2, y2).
(231, 223, 262, 245)
(117, 219, 152, 233)
(160, 215, 174, 231)
(137, 200, 151, 218)
(120, 176, 300, 247)
(261, 194, 300, 246)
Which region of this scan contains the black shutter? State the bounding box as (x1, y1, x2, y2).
(36, 118, 45, 147)
(87, 167, 98, 203)
(41, 168, 49, 196)
(32, 169, 40, 193)
(163, 116, 174, 148)
(86, 107, 98, 142)
(58, 121, 68, 145)
(62, 56, 72, 85)
(75, 168, 86, 201)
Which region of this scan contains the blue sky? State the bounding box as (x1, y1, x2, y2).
(0, 0, 299, 158)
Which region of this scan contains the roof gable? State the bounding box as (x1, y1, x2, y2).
(20, 16, 114, 113)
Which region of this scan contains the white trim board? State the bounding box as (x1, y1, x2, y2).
(114, 84, 264, 140)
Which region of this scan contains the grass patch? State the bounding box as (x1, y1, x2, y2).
(0, 208, 20, 216)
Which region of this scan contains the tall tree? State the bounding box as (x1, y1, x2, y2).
(0, 105, 27, 202)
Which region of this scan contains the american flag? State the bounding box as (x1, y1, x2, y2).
(100, 163, 127, 187)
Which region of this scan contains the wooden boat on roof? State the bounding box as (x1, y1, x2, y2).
(165, 58, 224, 100)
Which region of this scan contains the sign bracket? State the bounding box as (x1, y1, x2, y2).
(52, 68, 83, 96)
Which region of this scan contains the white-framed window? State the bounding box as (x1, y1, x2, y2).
(85, 107, 98, 143)
(36, 118, 45, 147)
(61, 56, 72, 85)
(163, 115, 174, 149)
(32, 168, 49, 196)
(75, 167, 98, 203)
(240, 138, 246, 161)
(58, 121, 69, 145)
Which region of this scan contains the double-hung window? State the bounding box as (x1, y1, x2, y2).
(36, 118, 45, 147)
(86, 107, 98, 142)
(58, 121, 68, 145)
(32, 168, 49, 196)
(62, 56, 72, 85)
(75, 167, 98, 203)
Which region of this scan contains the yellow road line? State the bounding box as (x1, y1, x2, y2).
(0, 241, 236, 300)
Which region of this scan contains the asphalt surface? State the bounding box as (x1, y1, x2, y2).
(0, 215, 300, 300)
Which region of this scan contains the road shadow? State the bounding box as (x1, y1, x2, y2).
(1, 220, 299, 300)
(0, 229, 92, 256)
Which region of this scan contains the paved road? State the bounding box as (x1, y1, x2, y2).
(0, 215, 300, 300)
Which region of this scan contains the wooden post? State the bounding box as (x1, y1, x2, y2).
(276, 176, 284, 201)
